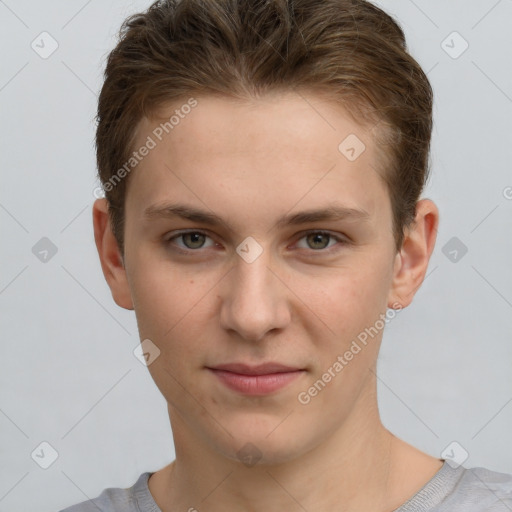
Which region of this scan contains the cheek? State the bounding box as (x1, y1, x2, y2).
(294, 263, 392, 410)
(127, 253, 219, 361)
(295, 260, 391, 343)
(128, 249, 192, 327)
(129, 261, 214, 403)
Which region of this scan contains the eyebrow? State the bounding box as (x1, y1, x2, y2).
(143, 202, 371, 230)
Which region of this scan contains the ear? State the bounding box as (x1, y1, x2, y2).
(387, 199, 439, 309)
(92, 198, 134, 310)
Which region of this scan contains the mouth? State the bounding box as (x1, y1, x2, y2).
(206, 362, 306, 395)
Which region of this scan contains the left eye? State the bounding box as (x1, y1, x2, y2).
(165, 230, 346, 253)
(295, 231, 344, 251)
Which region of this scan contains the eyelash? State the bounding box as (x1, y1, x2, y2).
(164, 229, 349, 256)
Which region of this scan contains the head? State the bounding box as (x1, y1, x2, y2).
(93, 0, 438, 466)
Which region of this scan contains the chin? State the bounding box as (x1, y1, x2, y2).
(210, 422, 316, 468)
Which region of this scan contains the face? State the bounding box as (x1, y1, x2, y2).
(111, 91, 408, 464)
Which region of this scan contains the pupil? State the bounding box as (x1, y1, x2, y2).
(310, 233, 328, 249)
(186, 233, 204, 248)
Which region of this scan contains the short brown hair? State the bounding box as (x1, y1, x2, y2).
(96, 0, 433, 255)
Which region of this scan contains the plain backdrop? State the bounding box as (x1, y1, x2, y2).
(1, 1, 511, 510)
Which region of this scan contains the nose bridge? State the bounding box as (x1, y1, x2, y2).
(219, 242, 290, 340)
(235, 247, 275, 298)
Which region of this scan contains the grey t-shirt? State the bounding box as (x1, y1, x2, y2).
(59, 460, 512, 511)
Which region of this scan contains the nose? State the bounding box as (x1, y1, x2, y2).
(219, 247, 291, 342)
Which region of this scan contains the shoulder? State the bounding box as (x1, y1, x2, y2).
(442, 464, 512, 511)
(58, 472, 153, 512)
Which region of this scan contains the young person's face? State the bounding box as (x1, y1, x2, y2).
(94, 91, 438, 465)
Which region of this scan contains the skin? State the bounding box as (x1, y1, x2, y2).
(93, 91, 441, 512)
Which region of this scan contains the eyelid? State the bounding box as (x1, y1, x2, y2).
(164, 228, 349, 254)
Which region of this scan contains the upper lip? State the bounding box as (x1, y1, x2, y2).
(207, 363, 304, 375)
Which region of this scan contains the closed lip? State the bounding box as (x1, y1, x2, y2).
(206, 363, 304, 375)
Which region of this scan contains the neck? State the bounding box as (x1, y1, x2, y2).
(148, 377, 432, 512)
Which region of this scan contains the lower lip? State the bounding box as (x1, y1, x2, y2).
(208, 369, 305, 395)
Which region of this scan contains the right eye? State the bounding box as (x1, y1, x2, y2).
(165, 230, 217, 253)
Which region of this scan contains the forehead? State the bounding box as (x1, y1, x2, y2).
(126, 91, 390, 228)
(141, 91, 377, 163)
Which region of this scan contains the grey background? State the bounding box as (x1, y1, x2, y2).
(0, 1, 511, 510)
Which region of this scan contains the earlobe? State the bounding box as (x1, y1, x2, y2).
(387, 199, 439, 309)
(92, 198, 134, 310)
